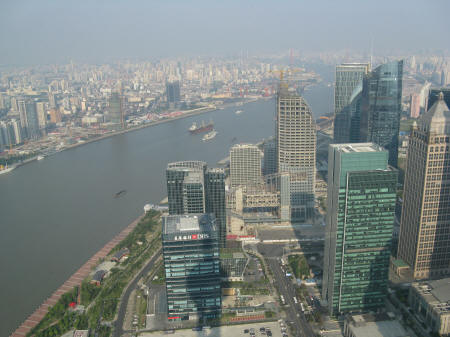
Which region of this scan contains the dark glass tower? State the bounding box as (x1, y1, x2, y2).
(166, 161, 226, 247)
(263, 138, 277, 176)
(107, 91, 123, 127)
(323, 143, 397, 316)
(333, 63, 370, 143)
(18, 99, 40, 140)
(162, 214, 221, 321)
(360, 60, 403, 167)
(166, 81, 181, 104)
(205, 169, 227, 248)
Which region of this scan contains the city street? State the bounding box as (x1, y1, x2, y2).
(257, 244, 315, 337)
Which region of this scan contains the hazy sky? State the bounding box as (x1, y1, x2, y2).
(0, 0, 449, 65)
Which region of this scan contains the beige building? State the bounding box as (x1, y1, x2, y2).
(397, 92, 450, 279)
(230, 144, 263, 188)
(343, 314, 408, 337)
(409, 278, 450, 336)
(276, 86, 316, 221)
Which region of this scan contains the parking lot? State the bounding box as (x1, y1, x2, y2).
(141, 321, 286, 337)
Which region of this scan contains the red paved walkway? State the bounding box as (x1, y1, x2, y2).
(11, 215, 144, 337)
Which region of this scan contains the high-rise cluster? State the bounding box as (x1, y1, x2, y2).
(334, 61, 403, 167)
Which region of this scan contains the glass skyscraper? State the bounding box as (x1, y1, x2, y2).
(162, 214, 221, 321)
(323, 143, 397, 316)
(360, 60, 403, 167)
(166, 81, 181, 104)
(107, 92, 123, 127)
(166, 161, 226, 247)
(18, 99, 40, 140)
(333, 63, 370, 143)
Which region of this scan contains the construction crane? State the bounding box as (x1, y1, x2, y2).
(269, 68, 302, 90)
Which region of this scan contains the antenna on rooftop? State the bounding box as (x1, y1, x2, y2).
(370, 37, 374, 70)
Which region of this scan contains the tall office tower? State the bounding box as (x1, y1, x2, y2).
(166, 161, 226, 247)
(166, 81, 181, 105)
(322, 143, 397, 316)
(410, 93, 421, 118)
(276, 86, 316, 222)
(35, 101, 47, 132)
(263, 138, 277, 176)
(48, 92, 57, 108)
(0, 94, 5, 109)
(427, 88, 450, 111)
(334, 63, 370, 143)
(204, 169, 227, 247)
(0, 122, 10, 150)
(162, 214, 221, 321)
(397, 93, 450, 280)
(360, 60, 403, 167)
(107, 92, 124, 127)
(10, 119, 21, 144)
(49, 108, 62, 124)
(18, 99, 40, 140)
(167, 161, 206, 215)
(10, 97, 18, 112)
(230, 144, 263, 187)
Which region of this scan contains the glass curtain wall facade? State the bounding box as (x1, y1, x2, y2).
(162, 214, 221, 321)
(108, 92, 123, 127)
(323, 143, 397, 316)
(166, 161, 226, 247)
(360, 61, 403, 167)
(205, 169, 227, 248)
(334, 63, 370, 143)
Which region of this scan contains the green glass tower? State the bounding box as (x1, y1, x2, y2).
(323, 143, 397, 316)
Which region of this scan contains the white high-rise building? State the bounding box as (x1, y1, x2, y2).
(230, 144, 262, 188)
(276, 86, 316, 222)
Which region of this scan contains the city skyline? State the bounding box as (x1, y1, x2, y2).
(1, 1, 450, 334)
(0, 1, 449, 65)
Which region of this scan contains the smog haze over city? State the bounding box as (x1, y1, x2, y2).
(2, 1, 450, 337)
(1, 0, 449, 64)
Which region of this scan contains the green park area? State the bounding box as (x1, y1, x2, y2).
(288, 254, 310, 280)
(27, 210, 161, 337)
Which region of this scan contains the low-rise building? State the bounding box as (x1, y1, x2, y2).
(90, 270, 107, 286)
(409, 277, 450, 336)
(344, 313, 408, 337)
(111, 248, 130, 262)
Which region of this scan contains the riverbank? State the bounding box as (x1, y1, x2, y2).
(11, 213, 147, 337)
(3, 97, 262, 176)
(62, 97, 260, 152)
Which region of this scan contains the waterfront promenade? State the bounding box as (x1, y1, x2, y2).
(11, 214, 145, 337)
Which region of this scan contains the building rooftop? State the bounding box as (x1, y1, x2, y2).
(163, 214, 216, 235)
(413, 277, 450, 308)
(420, 91, 450, 134)
(331, 142, 384, 153)
(346, 314, 408, 337)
